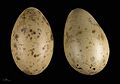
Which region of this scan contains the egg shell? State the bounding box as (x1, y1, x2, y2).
(64, 8, 110, 75)
(11, 7, 54, 75)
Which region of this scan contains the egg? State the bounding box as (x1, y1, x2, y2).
(11, 7, 54, 75)
(64, 8, 110, 75)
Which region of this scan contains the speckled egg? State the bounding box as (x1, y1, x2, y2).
(11, 7, 54, 75)
(64, 8, 110, 75)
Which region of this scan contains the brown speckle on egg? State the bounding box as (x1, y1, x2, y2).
(64, 8, 109, 75)
(15, 34, 19, 41)
(93, 68, 96, 70)
(92, 30, 96, 33)
(34, 54, 39, 58)
(16, 56, 20, 60)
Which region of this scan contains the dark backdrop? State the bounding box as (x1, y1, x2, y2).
(0, 0, 118, 83)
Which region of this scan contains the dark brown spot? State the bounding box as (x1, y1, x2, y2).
(46, 22, 49, 26)
(34, 54, 39, 58)
(15, 34, 19, 41)
(90, 64, 93, 69)
(33, 31, 36, 34)
(28, 34, 30, 37)
(42, 47, 45, 50)
(80, 50, 82, 52)
(101, 33, 104, 40)
(30, 48, 34, 55)
(78, 67, 82, 69)
(77, 64, 79, 67)
(37, 35, 40, 38)
(42, 66, 45, 69)
(92, 30, 96, 33)
(35, 69, 38, 71)
(93, 68, 95, 70)
(44, 55, 46, 58)
(16, 57, 20, 60)
(30, 29, 32, 32)
(30, 37, 32, 40)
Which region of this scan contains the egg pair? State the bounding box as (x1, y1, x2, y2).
(11, 7, 110, 75)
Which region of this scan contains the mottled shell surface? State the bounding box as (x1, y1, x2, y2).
(64, 8, 110, 75)
(11, 7, 54, 75)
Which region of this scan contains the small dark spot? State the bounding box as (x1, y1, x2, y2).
(16, 57, 20, 60)
(90, 64, 93, 69)
(77, 64, 79, 66)
(37, 35, 40, 38)
(50, 34, 53, 41)
(42, 47, 45, 50)
(46, 22, 49, 26)
(31, 51, 34, 55)
(93, 68, 95, 70)
(33, 31, 36, 34)
(92, 30, 96, 33)
(30, 37, 32, 40)
(42, 66, 45, 69)
(14, 43, 17, 49)
(78, 26, 80, 29)
(80, 50, 82, 52)
(30, 29, 32, 32)
(34, 54, 39, 58)
(101, 33, 104, 40)
(28, 34, 30, 37)
(78, 67, 82, 69)
(35, 69, 38, 71)
(39, 32, 41, 35)
(15, 34, 19, 41)
(44, 55, 46, 58)
(22, 15, 26, 19)
(86, 46, 89, 49)
(30, 48, 34, 55)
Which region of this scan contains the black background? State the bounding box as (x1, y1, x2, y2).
(0, 0, 119, 83)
